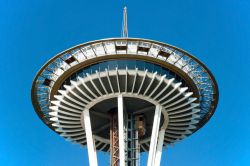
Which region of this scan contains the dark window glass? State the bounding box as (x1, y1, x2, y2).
(99, 61, 107, 71)
(153, 65, 162, 75)
(60, 59, 184, 89)
(145, 62, 153, 73)
(117, 60, 126, 69)
(126, 60, 136, 69)
(108, 60, 117, 70)
(136, 60, 145, 70)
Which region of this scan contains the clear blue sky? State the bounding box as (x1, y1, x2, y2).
(1, 0, 249, 165)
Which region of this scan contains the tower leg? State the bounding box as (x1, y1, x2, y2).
(118, 95, 125, 166)
(147, 105, 162, 166)
(154, 129, 165, 166)
(83, 109, 98, 166)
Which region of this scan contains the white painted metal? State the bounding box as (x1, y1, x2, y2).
(49, 106, 79, 117)
(148, 74, 165, 97)
(116, 68, 121, 93)
(122, 6, 128, 38)
(87, 73, 102, 96)
(79, 77, 98, 98)
(137, 69, 148, 94)
(155, 129, 166, 166)
(57, 91, 86, 106)
(125, 67, 128, 92)
(51, 99, 82, 111)
(158, 82, 182, 103)
(64, 84, 90, 102)
(49, 69, 200, 148)
(71, 77, 93, 102)
(147, 105, 162, 166)
(153, 78, 174, 100)
(60, 131, 85, 137)
(161, 87, 188, 106)
(143, 72, 157, 95)
(54, 94, 85, 107)
(106, 69, 114, 93)
(57, 127, 83, 132)
(131, 68, 138, 93)
(96, 70, 108, 94)
(118, 95, 125, 166)
(83, 109, 98, 166)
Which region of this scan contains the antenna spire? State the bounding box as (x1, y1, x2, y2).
(122, 6, 128, 38)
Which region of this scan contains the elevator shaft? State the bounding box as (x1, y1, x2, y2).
(110, 111, 145, 166)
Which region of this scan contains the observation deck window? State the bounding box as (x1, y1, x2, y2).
(74, 49, 86, 62)
(104, 42, 116, 54)
(43, 78, 52, 86)
(138, 42, 150, 54)
(158, 50, 170, 58)
(93, 44, 105, 56)
(116, 41, 127, 54)
(138, 46, 150, 53)
(82, 46, 95, 58)
(127, 41, 138, 54)
(65, 56, 77, 65)
(148, 44, 160, 57)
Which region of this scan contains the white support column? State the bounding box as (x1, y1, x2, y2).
(154, 129, 166, 166)
(118, 95, 125, 166)
(83, 109, 98, 166)
(147, 104, 162, 166)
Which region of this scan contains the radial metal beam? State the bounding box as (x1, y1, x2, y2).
(147, 105, 162, 166)
(83, 109, 98, 166)
(118, 95, 125, 166)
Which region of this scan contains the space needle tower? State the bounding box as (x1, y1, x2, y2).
(31, 7, 219, 166)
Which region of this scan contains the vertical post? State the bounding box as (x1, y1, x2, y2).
(154, 129, 166, 166)
(122, 6, 128, 38)
(147, 105, 162, 166)
(83, 109, 98, 166)
(110, 113, 119, 166)
(135, 130, 140, 166)
(118, 95, 125, 166)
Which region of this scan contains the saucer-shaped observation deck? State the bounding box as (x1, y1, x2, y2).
(31, 38, 218, 164)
